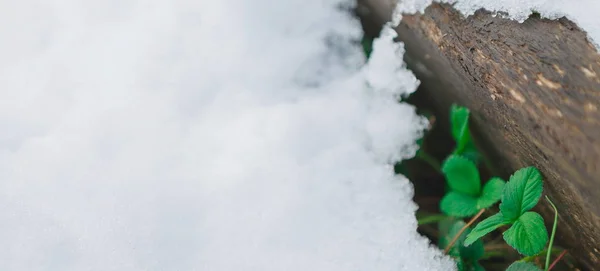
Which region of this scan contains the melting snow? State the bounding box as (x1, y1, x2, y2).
(449, 0, 600, 49)
(394, 0, 600, 50)
(0, 0, 454, 270)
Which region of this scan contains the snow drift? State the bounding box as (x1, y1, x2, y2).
(0, 0, 454, 270)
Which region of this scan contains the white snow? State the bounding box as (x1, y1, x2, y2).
(449, 0, 600, 50)
(393, 0, 600, 50)
(0, 0, 454, 270)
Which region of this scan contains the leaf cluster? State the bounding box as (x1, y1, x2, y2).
(441, 155, 505, 217)
(414, 104, 562, 271)
(465, 167, 548, 257)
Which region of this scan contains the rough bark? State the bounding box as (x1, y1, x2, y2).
(357, 1, 600, 269)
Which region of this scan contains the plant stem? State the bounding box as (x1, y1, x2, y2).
(548, 250, 567, 271)
(480, 250, 506, 260)
(484, 243, 511, 252)
(520, 248, 562, 263)
(416, 150, 441, 173)
(443, 209, 485, 254)
(545, 196, 559, 270)
(417, 214, 447, 226)
(481, 243, 515, 260)
(520, 254, 537, 263)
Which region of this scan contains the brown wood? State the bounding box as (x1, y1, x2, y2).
(357, 1, 600, 269)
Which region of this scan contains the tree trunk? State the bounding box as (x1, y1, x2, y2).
(358, 1, 600, 269)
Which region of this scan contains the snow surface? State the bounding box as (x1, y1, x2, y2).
(449, 0, 600, 50)
(0, 0, 454, 270)
(394, 0, 600, 50)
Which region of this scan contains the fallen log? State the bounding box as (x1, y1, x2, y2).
(357, 1, 600, 269)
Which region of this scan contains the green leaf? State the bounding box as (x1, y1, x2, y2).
(506, 261, 543, 271)
(457, 261, 486, 271)
(438, 219, 462, 257)
(472, 262, 485, 271)
(460, 142, 480, 163)
(450, 104, 470, 147)
(503, 212, 548, 256)
(438, 217, 456, 236)
(440, 192, 480, 217)
(442, 155, 481, 196)
(477, 177, 505, 209)
(450, 104, 468, 140)
(450, 105, 479, 159)
(439, 220, 484, 262)
(464, 213, 509, 246)
(459, 232, 484, 262)
(500, 167, 543, 221)
(361, 35, 373, 59)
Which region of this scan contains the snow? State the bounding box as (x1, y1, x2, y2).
(392, 0, 600, 50)
(0, 0, 454, 270)
(448, 0, 600, 49)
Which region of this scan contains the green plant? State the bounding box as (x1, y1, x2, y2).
(464, 167, 548, 256)
(411, 104, 567, 271)
(503, 196, 562, 271)
(449, 105, 479, 163)
(440, 155, 505, 217)
(439, 218, 485, 271)
(361, 35, 373, 59)
(505, 262, 542, 271)
(544, 196, 559, 270)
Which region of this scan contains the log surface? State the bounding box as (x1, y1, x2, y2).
(358, 1, 600, 269)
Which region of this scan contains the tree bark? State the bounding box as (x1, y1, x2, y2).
(357, 1, 600, 269)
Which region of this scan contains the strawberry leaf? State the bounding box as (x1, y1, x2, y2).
(506, 261, 542, 271)
(464, 213, 509, 246)
(457, 260, 486, 271)
(499, 167, 543, 221)
(471, 262, 485, 271)
(450, 104, 471, 153)
(442, 155, 481, 196)
(503, 212, 548, 256)
(477, 177, 505, 209)
(460, 142, 480, 164)
(440, 192, 480, 217)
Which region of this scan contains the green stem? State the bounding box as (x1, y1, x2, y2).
(545, 196, 559, 271)
(520, 248, 562, 263)
(481, 243, 514, 260)
(417, 214, 447, 226)
(416, 150, 441, 173)
(480, 250, 506, 260)
(520, 254, 537, 263)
